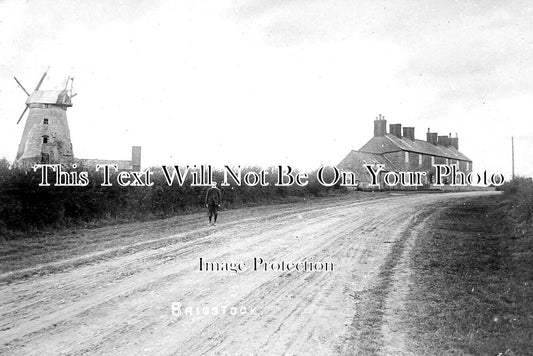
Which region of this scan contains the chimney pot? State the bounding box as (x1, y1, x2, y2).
(427, 131, 437, 145)
(450, 136, 459, 150)
(373, 115, 387, 137)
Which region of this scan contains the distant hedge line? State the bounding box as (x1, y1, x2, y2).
(499, 176, 533, 234)
(0, 160, 344, 235)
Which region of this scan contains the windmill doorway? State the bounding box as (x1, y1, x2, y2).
(41, 153, 50, 164)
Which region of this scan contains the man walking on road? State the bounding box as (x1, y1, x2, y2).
(205, 182, 222, 226)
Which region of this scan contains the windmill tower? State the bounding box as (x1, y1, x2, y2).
(14, 69, 76, 168)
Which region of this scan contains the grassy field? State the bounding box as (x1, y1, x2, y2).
(406, 195, 533, 355)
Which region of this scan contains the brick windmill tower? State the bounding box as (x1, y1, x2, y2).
(14, 69, 76, 168)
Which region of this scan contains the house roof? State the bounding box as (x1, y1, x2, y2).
(77, 158, 134, 171)
(337, 150, 401, 183)
(338, 150, 397, 172)
(359, 134, 471, 162)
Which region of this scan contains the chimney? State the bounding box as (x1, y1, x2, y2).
(389, 123, 402, 138)
(402, 127, 415, 140)
(450, 133, 459, 150)
(426, 128, 438, 145)
(373, 114, 387, 137)
(132, 146, 142, 171)
(437, 135, 450, 146)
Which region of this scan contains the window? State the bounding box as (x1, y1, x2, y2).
(404, 152, 409, 163)
(431, 156, 435, 166)
(418, 154, 422, 165)
(42, 136, 48, 144)
(466, 162, 470, 171)
(445, 158, 449, 165)
(43, 118, 49, 124)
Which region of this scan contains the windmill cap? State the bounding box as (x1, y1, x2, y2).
(26, 89, 72, 106)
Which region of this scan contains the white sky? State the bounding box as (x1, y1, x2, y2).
(0, 0, 532, 177)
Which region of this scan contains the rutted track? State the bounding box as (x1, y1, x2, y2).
(0, 192, 495, 355)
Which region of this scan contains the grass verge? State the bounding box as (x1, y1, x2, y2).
(407, 195, 533, 355)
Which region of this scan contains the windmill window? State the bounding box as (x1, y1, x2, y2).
(43, 118, 49, 124)
(404, 152, 409, 163)
(418, 154, 422, 165)
(42, 136, 49, 144)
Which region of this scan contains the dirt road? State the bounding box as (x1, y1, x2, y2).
(0, 192, 497, 355)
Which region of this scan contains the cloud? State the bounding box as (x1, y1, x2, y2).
(1, 0, 532, 176)
(229, 0, 377, 47)
(395, 2, 533, 104)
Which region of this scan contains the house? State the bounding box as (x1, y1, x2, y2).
(338, 115, 472, 190)
(77, 146, 142, 171)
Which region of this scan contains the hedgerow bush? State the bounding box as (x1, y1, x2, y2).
(0, 161, 344, 236)
(500, 176, 533, 234)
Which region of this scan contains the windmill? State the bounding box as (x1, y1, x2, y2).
(13, 69, 76, 167)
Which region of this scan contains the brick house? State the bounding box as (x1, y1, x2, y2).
(338, 115, 472, 190)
